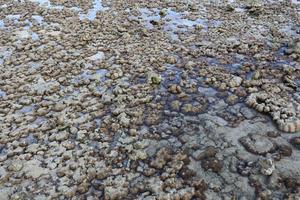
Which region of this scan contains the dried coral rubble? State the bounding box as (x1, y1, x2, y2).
(0, 0, 300, 199)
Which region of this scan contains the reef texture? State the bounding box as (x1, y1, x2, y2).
(0, 0, 300, 199)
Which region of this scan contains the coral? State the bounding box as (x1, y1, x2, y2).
(246, 91, 300, 132)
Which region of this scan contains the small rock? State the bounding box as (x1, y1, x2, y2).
(7, 160, 23, 172)
(228, 76, 243, 88)
(104, 186, 128, 200)
(278, 144, 292, 157)
(266, 131, 281, 138)
(201, 157, 223, 173)
(148, 72, 162, 85)
(258, 158, 275, 176)
(226, 94, 238, 105)
(168, 84, 181, 94)
(290, 137, 300, 150)
(118, 112, 130, 127)
(193, 146, 218, 160)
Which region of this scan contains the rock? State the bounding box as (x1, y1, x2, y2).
(7, 160, 23, 172)
(118, 112, 130, 127)
(159, 9, 168, 17)
(168, 84, 182, 94)
(55, 131, 69, 141)
(239, 133, 275, 155)
(193, 146, 218, 160)
(181, 103, 193, 113)
(236, 160, 255, 176)
(266, 131, 280, 138)
(226, 94, 238, 105)
(104, 186, 128, 200)
(285, 40, 300, 55)
(290, 137, 300, 150)
(278, 144, 292, 157)
(150, 148, 172, 169)
(148, 72, 162, 85)
(253, 71, 261, 80)
(170, 100, 181, 111)
(258, 158, 275, 176)
(201, 157, 223, 173)
(228, 76, 243, 88)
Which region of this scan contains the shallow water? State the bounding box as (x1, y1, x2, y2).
(95, 69, 108, 80)
(32, 15, 44, 24)
(25, 134, 38, 144)
(198, 86, 218, 97)
(135, 8, 221, 40)
(79, 0, 108, 20)
(0, 90, 6, 98)
(29, 0, 64, 9)
(0, 47, 13, 65)
(0, 20, 4, 28)
(19, 105, 35, 114)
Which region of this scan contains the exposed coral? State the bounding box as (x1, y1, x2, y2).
(246, 91, 300, 132)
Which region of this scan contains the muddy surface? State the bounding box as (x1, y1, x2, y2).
(0, 0, 300, 199)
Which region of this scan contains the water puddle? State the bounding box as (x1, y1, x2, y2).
(29, 0, 64, 9)
(14, 29, 39, 41)
(0, 20, 4, 28)
(198, 86, 218, 97)
(25, 134, 38, 144)
(133, 8, 221, 40)
(79, 0, 108, 21)
(0, 90, 6, 98)
(0, 47, 13, 65)
(6, 15, 21, 23)
(12, 0, 108, 21)
(245, 71, 254, 80)
(31, 32, 39, 41)
(94, 69, 108, 80)
(88, 52, 105, 61)
(18, 105, 35, 114)
(32, 15, 44, 24)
